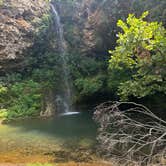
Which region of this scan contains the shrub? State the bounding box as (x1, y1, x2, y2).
(0, 80, 42, 119)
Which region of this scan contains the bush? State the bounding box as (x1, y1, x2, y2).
(75, 74, 105, 97)
(0, 80, 42, 119)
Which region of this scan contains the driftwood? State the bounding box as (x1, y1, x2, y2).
(94, 101, 166, 165)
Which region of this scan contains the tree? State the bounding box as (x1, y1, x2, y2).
(108, 11, 166, 100)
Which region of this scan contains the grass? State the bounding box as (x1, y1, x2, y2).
(0, 109, 7, 119)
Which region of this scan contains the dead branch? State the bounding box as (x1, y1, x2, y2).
(94, 101, 166, 166)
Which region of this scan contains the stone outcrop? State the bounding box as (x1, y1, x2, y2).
(55, 0, 132, 57)
(0, 0, 49, 74)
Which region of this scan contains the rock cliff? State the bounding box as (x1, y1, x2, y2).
(0, 0, 49, 74)
(56, 0, 132, 57)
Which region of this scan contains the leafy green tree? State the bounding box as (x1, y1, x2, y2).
(109, 11, 166, 100)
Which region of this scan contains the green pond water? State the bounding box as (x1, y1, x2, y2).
(0, 112, 97, 154)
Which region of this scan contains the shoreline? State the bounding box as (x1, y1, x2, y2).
(0, 162, 113, 166)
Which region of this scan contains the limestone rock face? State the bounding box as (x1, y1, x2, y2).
(0, 0, 49, 74)
(76, 0, 132, 56)
(56, 0, 132, 57)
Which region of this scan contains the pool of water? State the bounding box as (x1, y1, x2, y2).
(0, 111, 97, 162)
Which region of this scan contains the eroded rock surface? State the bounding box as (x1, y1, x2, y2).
(0, 0, 49, 73)
(55, 0, 132, 57)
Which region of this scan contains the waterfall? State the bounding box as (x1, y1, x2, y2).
(51, 4, 72, 113)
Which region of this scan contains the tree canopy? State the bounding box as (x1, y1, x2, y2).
(108, 12, 166, 100)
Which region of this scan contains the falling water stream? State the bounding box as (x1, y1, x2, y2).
(51, 4, 73, 114)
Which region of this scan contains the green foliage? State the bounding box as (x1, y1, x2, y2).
(0, 73, 22, 85)
(69, 54, 107, 101)
(37, 14, 52, 34)
(2, 1, 165, 119)
(109, 12, 166, 100)
(118, 74, 166, 101)
(32, 68, 56, 88)
(0, 109, 8, 118)
(0, 84, 7, 94)
(0, 83, 10, 107)
(0, 80, 42, 119)
(75, 74, 105, 97)
(132, 0, 166, 26)
(70, 54, 104, 78)
(107, 68, 132, 92)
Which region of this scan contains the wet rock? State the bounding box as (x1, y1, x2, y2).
(40, 89, 57, 117)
